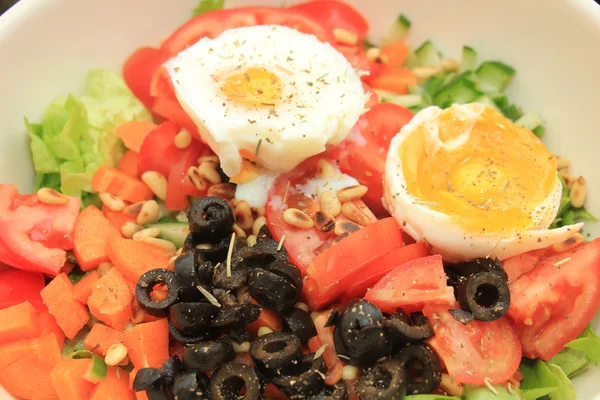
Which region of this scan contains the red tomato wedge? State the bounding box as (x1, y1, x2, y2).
(289, 0, 369, 41)
(334, 103, 413, 216)
(363, 254, 456, 313)
(507, 239, 600, 360)
(0, 185, 80, 276)
(423, 305, 522, 385)
(122, 47, 172, 108)
(138, 121, 181, 178)
(310, 310, 344, 385)
(0, 267, 45, 311)
(165, 140, 211, 211)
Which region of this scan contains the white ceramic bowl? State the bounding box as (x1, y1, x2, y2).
(1, 0, 600, 398)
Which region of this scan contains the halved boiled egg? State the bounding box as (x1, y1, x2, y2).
(166, 25, 366, 177)
(384, 103, 582, 262)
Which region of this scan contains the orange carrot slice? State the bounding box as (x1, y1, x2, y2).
(91, 166, 154, 204)
(91, 367, 135, 400)
(117, 151, 141, 177)
(84, 323, 125, 357)
(73, 271, 101, 304)
(116, 120, 157, 154)
(0, 334, 61, 400)
(74, 206, 120, 271)
(123, 319, 169, 369)
(88, 268, 133, 331)
(381, 40, 409, 68)
(102, 205, 137, 231)
(366, 67, 417, 94)
(37, 309, 66, 348)
(50, 358, 95, 400)
(40, 273, 90, 339)
(0, 301, 38, 344)
(106, 236, 174, 283)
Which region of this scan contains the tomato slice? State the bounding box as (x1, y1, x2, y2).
(335, 103, 413, 216)
(0, 267, 45, 310)
(363, 254, 456, 313)
(289, 0, 369, 41)
(309, 310, 344, 385)
(122, 47, 172, 108)
(138, 121, 181, 178)
(151, 96, 198, 135)
(423, 305, 522, 385)
(507, 239, 600, 360)
(363, 67, 417, 94)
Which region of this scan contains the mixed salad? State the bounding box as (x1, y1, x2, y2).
(1, 1, 599, 399)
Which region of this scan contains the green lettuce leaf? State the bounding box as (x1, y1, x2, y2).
(192, 0, 224, 16)
(545, 364, 576, 400)
(549, 348, 590, 378)
(565, 325, 600, 365)
(406, 396, 461, 400)
(520, 359, 560, 400)
(464, 384, 521, 400)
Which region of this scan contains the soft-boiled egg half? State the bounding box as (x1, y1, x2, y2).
(166, 25, 366, 179)
(384, 103, 582, 262)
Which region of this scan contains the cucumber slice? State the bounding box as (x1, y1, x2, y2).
(501, 103, 523, 121)
(374, 90, 423, 108)
(532, 125, 545, 138)
(491, 94, 509, 109)
(414, 40, 442, 67)
(515, 112, 543, 131)
(473, 95, 501, 112)
(84, 355, 107, 384)
(146, 222, 190, 249)
(475, 61, 516, 93)
(380, 13, 411, 47)
(460, 46, 477, 72)
(433, 75, 483, 108)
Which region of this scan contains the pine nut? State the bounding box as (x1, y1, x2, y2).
(186, 166, 208, 191)
(97, 262, 114, 276)
(342, 201, 371, 226)
(168, 255, 178, 270)
(252, 206, 266, 218)
(556, 155, 570, 170)
(441, 58, 460, 72)
(334, 220, 361, 236)
(333, 28, 358, 45)
(252, 216, 267, 236)
(233, 341, 251, 354)
(234, 200, 254, 230)
(247, 235, 257, 247)
(139, 237, 177, 252)
(552, 233, 584, 252)
(314, 211, 335, 232)
(337, 185, 368, 203)
(141, 171, 168, 200)
(283, 208, 314, 229)
(105, 344, 128, 366)
(196, 243, 214, 250)
(136, 200, 160, 225)
(208, 183, 236, 199)
(174, 129, 192, 149)
(198, 162, 222, 185)
(332, 232, 350, 246)
(121, 222, 142, 238)
(570, 177, 587, 208)
(440, 374, 464, 397)
(98, 192, 125, 212)
(124, 201, 145, 218)
(37, 188, 68, 205)
(413, 66, 442, 80)
(176, 211, 188, 223)
(365, 47, 382, 62)
(342, 365, 360, 380)
(232, 224, 247, 238)
(258, 327, 274, 337)
(317, 159, 337, 179)
(320, 191, 342, 216)
(293, 302, 309, 313)
(198, 155, 220, 165)
(133, 227, 161, 241)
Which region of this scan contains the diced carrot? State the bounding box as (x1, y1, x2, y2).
(117, 151, 141, 177)
(37, 310, 66, 348)
(381, 40, 409, 68)
(88, 268, 133, 331)
(107, 236, 174, 283)
(50, 358, 95, 400)
(116, 120, 158, 154)
(366, 67, 417, 94)
(84, 323, 125, 357)
(90, 367, 135, 400)
(102, 205, 136, 230)
(123, 319, 169, 369)
(0, 334, 61, 400)
(247, 298, 283, 333)
(0, 301, 38, 344)
(91, 166, 154, 204)
(40, 273, 90, 339)
(74, 206, 120, 271)
(73, 271, 101, 304)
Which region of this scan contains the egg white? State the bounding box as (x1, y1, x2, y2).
(384, 104, 583, 262)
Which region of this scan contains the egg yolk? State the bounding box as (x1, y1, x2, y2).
(221, 68, 282, 107)
(400, 106, 558, 232)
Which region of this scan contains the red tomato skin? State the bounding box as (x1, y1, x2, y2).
(289, 0, 369, 40)
(423, 305, 522, 385)
(508, 239, 600, 360)
(122, 47, 172, 108)
(137, 121, 181, 178)
(165, 140, 211, 211)
(0, 267, 45, 310)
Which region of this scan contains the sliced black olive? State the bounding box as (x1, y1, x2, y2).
(248, 268, 299, 313)
(213, 261, 250, 290)
(324, 309, 340, 328)
(215, 163, 230, 183)
(194, 235, 245, 263)
(383, 310, 434, 352)
(175, 252, 215, 301)
(183, 336, 236, 371)
(169, 320, 214, 345)
(211, 303, 261, 329)
(169, 302, 220, 333)
(449, 308, 474, 325)
(272, 353, 326, 398)
(173, 370, 211, 400)
(188, 196, 234, 243)
(354, 358, 406, 400)
(236, 287, 251, 304)
(238, 238, 289, 267)
(160, 355, 182, 385)
(307, 381, 348, 400)
(250, 332, 302, 376)
(183, 232, 199, 253)
(229, 326, 252, 343)
(136, 269, 180, 317)
(212, 288, 238, 308)
(132, 368, 163, 391)
(455, 257, 508, 281)
(256, 224, 273, 242)
(281, 308, 317, 345)
(334, 299, 389, 366)
(395, 344, 441, 395)
(457, 271, 510, 321)
(266, 261, 302, 291)
(210, 362, 262, 400)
